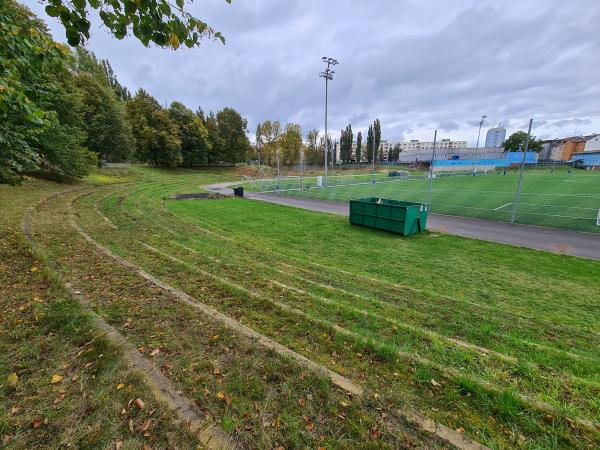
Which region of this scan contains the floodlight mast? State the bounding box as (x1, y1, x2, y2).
(476, 115, 487, 149)
(320, 56, 338, 187)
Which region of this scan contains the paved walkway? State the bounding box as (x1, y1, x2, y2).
(205, 182, 600, 261)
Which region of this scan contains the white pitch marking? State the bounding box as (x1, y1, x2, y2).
(494, 202, 512, 211)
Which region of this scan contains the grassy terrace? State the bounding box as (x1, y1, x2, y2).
(3, 167, 600, 448)
(246, 167, 600, 232)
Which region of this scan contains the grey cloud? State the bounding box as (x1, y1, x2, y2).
(22, 0, 600, 144)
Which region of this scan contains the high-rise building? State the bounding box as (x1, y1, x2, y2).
(485, 123, 507, 148)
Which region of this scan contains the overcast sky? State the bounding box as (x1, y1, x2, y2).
(23, 0, 600, 144)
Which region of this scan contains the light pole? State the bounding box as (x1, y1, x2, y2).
(476, 115, 487, 149)
(320, 56, 338, 188)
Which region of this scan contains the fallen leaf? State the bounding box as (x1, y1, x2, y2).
(10, 405, 20, 415)
(305, 421, 315, 432)
(213, 368, 222, 376)
(115, 441, 123, 450)
(3, 436, 13, 445)
(134, 398, 145, 409)
(456, 427, 465, 433)
(71, 375, 79, 381)
(149, 348, 160, 357)
(51, 374, 63, 384)
(141, 419, 151, 432)
(370, 424, 381, 440)
(297, 397, 306, 407)
(216, 391, 225, 400)
(7, 373, 18, 386)
(116, 383, 125, 390)
(32, 418, 43, 428)
(143, 445, 151, 450)
(128, 419, 134, 432)
(30, 266, 38, 272)
(340, 401, 349, 408)
(431, 379, 441, 387)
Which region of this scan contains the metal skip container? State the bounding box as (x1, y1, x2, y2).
(349, 198, 428, 235)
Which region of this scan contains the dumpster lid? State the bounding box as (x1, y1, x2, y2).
(352, 198, 426, 208)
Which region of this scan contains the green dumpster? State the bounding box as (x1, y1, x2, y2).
(349, 198, 428, 235)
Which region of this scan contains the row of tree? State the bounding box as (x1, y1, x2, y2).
(254, 118, 384, 168)
(1, 1, 250, 185)
(255, 122, 339, 167)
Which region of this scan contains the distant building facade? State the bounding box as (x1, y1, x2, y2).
(545, 135, 597, 161)
(584, 135, 600, 152)
(335, 138, 468, 163)
(484, 124, 507, 148)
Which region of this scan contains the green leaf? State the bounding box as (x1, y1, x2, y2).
(72, 0, 86, 10)
(44, 5, 60, 17)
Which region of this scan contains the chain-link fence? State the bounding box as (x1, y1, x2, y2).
(243, 118, 600, 233)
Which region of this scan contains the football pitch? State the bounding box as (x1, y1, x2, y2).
(248, 167, 600, 233)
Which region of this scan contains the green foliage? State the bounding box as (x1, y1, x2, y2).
(503, 131, 542, 152)
(355, 131, 362, 163)
(0, 0, 93, 184)
(279, 123, 303, 166)
(126, 89, 182, 167)
(366, 125, 374, 163)
(42, 0, 230, 48)
(255, 121, 282, 166)
(101, 60, 131, 101)
(204, 112, 223, 163)
(74, 72, 134, 162)
(304, 129, 321, 166)
(389, 143, 401, 162)
(215, 107, 251, 163)
(339, 124, 353, 164)
(374, 119, 382, 162)
(169, 101, 211, 167)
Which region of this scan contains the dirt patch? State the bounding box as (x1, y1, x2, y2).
(170, 193, 229, 200)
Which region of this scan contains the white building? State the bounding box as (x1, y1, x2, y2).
(584, 135, 600, 152)
(485, 124, 507, 148)
(335, 138, 468, 163)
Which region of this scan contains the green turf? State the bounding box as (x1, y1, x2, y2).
(12, 167, 600, 448)
(247, 167, 600, 232)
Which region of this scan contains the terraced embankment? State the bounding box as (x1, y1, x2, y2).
(4, 167, 600, 449)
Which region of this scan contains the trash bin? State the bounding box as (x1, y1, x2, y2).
(233, 186, 244, 197)
(349, 198, 428, 235)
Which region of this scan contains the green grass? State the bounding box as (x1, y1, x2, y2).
(247, 167, 600, 232)
(0, 177, 200, 449)
(4, 167, 600, 448)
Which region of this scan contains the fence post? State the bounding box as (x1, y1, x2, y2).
(427, 130, 438, 208)
(511, 118, 533, 224)
(300, 150, 304, 199)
